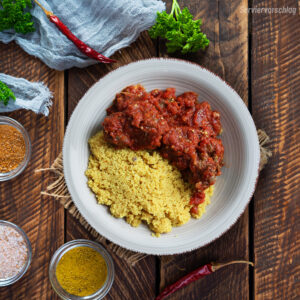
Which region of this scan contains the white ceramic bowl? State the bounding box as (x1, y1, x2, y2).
(63, 58, 260, 255)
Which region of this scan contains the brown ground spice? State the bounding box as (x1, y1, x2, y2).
(0, 125, 26, 173)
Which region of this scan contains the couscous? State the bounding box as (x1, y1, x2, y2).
(86, 131, 214, 236)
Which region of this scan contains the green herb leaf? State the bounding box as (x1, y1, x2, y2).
(0, 80, 16, 105)
(0, 0, 35, 34)
(149, 0, 209, 54)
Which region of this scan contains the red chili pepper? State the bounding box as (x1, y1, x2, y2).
(155, 260, 254, 300)
(34, 0, 116, 64)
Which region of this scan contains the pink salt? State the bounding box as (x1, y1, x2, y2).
(0, 225, 28, 279)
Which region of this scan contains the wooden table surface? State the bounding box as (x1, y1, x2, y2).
(0, 1, 299, 299)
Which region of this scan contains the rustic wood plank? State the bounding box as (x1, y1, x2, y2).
(159, 0, 249, 101)
(251, 1, 300, 299)
(159, 1, 250, 299)
(0, 42, 65, 299)
(66, 31, 158, 300)
(66, 215, 157, 300)
(67, 31, 158, 118)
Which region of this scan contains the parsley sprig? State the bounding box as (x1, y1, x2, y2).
(149, 0, 209, 54)
(0, 0, 35, 34)
(0, 81, 16, 105)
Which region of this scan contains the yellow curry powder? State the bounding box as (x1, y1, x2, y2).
(0, 125, 25, 173)
(56, 247, 108, 297)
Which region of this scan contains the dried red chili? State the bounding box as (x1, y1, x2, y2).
(34, 0, 116, 64)
(155, 260, 254, 300)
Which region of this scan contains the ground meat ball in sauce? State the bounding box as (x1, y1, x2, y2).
(103, 85, 224, 215)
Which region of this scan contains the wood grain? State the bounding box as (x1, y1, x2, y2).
(158, 1, 250, 299)
(1, 0, 299, 299)
(0, 42, 65, 299)
(160, 0, 249, 101)
(67, 31, 157, 118)
(251, 1, 300, 299)
(66, 215, 156, 300)
(66, 31, 158, 300)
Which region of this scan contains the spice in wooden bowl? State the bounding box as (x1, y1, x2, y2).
(0, 125, 26, 173)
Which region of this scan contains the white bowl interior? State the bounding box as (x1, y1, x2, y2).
(63, 59, 260, 255)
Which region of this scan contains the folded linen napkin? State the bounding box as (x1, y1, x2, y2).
(0, 0, 165, 70)
(0, 73, 52, 116)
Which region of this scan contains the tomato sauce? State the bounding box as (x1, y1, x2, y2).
(103, 85, 224, 214)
